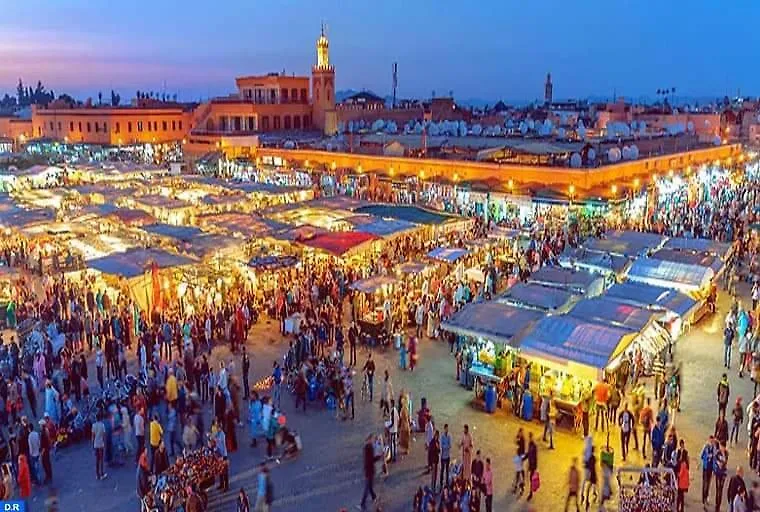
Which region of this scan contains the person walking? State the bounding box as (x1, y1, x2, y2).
(361, 435, 378, 510)
(254, 464, 270, 512)
(731, 397, 744, 445)
(677, 454, 690, 512)
(149, 414, 163, 474)
(618, 402, 635, 462)
(460, 424, 474, 481)
(387, 399, 398, 462)
(565, 457, 581, 512)
(640, 398, 654, 459)
(92, 414, 106, 480)
(525, 432, 538, 501)
(715, 411, 730, 447)
(583, 447, 598, 510)
(701, 435, 716, 506)
(439, 423, 451, 489)
(718, 374, 731, 417)
(237, 488, 251, 512)
(428, 430, 440, 491)
(363, 354, 375, 402)
(483, 457, 494, 512)
(725, 320, 736, 368)
(728, 466, 747, 512)
(714, 443, 729, 512)
(241, 347, 250, 400)
(134, 408, 145, 463)
(271, 362, 282, 410)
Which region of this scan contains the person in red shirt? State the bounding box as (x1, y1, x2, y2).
(593, 381, 610, 432)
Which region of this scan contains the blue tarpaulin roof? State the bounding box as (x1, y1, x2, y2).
(355, 204, 462, 225)
(559, 247, 631, 275)
(88, 248, 197, 278)
(0, 208, 55, 229)
(248, 255, 299, 271)
(528, 266, 602, 294)
(358, 217, 418, 238)
(499, 283, 576, 311)
(604, 282, 698, 318)
(427, 247, 470, 263)
(651, 248, 724, 274)
(583, 230, 667, 257)
(626, 257, 714, 293)
(441, 302, 543, 345)
(663, 237, 733, 260)
(516, 315, 635, 374)
(141, 223, 203, 242)
(569, 297, 658, 331)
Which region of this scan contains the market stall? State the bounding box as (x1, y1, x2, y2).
(662, 236, 734, 261)
(299, 231, 380, 259)
(582, 230, 667, 258)
(604, 281, 703, 337)
(559, 247, 632, 279)
(625, 257, 714, 298)
(528, 266, 606, 297)
(441, 302, 542, 411)
(129, 195, 195, 225)
(426, 247, 470, 264)
(346, 216, 420, 240)
(350, 275, 399, 338)
(650, 247, 725, 279)
(498, 282, 578, 313)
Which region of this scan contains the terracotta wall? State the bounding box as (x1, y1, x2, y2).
(0, 117, 33, 140)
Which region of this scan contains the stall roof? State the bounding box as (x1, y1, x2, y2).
(528, 266, 601, 294)
(134, 195, 190, 209)
(248, 255, 299, 271)
(349, 275, 398, 294)
(604, 281, 698, 318)
(651, 248, 724, 274)
(441, 302, 543, 345)
(299, 231, 379, 257)
(108, 208, 156, 226)
(626, 257, 714, 293)
(182, 233, 240, 258)
(141, 223, 204, 242)
(498, 282, 577, 312)
(273, 225, 328, 241)
(515, 315, 636, 373)
(663, 237, 733, 260)
(88, 248, 197, 278)
(0, 208, 55, 229)
(225, 181, 309, 195)
(307, 196, 369, 212)
(355, 204, 462, 225)
(355, 217, 418, 238)
(568, 297, 660, 331)
(200, 194, 246, 206)
(487, 226, 523, 240)
(583, 230, 667, 257)
(198, 213, 289, 238)
(559, 247, 632, 275)
(427, 247, 470, 263)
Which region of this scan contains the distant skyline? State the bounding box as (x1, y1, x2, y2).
(2, 1, 759, 104)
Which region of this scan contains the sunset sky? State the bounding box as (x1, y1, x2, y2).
(2, 0, 760, 103)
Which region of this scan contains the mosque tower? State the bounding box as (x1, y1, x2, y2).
(544, 72, 553, 105)
(312, 24, 337, 134)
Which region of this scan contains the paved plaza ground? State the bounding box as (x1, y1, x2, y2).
(20, 282, 756, 512)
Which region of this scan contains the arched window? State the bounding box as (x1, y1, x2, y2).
(284, 116, 291, 130)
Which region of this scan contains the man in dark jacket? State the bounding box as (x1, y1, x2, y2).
(714, 412, 729, 446)
(525, 432, 538, 501)
(718, 374, 730, 416)
(727, 466, 746, 512)
(361, 435, 378, 509)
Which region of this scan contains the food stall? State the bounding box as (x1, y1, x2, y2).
(141, 447, 226, 512)
(440, 302, 542, 411)
(528, 266, 607, 297)
(350, 275, 399, 338)
(0, 267, 21, 327)
(498, 282, 578, 313)
(581, 230, 667, 258)
(662, 236, 734, 262)
(512, 314, 638, 424)
(128, 195, 195, 225)
(559, 247, 632, 280)
(604, 281, 702, 338)
(650, 247, 726, 280)
(624, 257, 714, 299)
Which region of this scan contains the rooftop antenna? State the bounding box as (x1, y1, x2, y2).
(392, 62, 398, 109)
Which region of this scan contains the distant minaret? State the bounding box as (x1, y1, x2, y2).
(544, 72, 553, 105)
(312, 23, 336, 134)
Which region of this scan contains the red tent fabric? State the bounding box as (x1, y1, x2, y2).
(300, 231, 379, 257)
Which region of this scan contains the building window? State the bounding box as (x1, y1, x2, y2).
(137, 121, 143, 132)
(262, 116, 270, 131)
(284, 116, 291, 130)
(281, 89, 289, 103)
(87, 122, 91, 132)
(327, 88, 331, 102)
(78, 122, 82, 132)
(303, 115, 310, 128)
(115, 122, 120, 133)
(95, 123, 100, 133)
(128, 122, 132, 133)
(69, 122, 74, 132)
(57, 122, 62, 131)
(294, 116, 301, 130)
(49, 122, 54, 131)
(301, 88, 307, 103)
(179, 121, 183, 130)
(291, 88, 298, 103)
(247, 116, 255, 131)
(103, 122, 107, 132)
(162, 121, 167, 131)
(234, 116, 242, 131)
(172, 120, 176, 131)
(270, 89, 276, 103)
(273, 116, 281, 130)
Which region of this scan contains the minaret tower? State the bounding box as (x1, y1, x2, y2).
(544, 72, 553, 105)
(312, 23, 336, 134)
